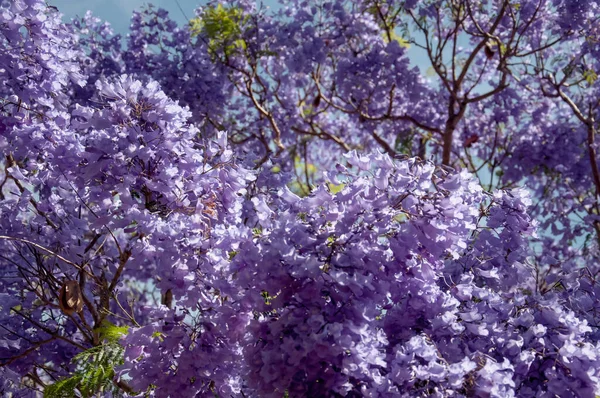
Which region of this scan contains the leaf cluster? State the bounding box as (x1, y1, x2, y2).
(190, 4, 247, 58)
(365, 1, 410, 47)
(44, 322, 129, 398)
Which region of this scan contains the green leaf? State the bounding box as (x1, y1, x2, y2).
(583, 69, 598, 85)
(393, 213, 407, 223)
(495, 42, 507, 56)
(44, 375, 82, 398)
(95, 320, 129, 343)
(391, 31, 410, 48)
(45, 341, 126, 398)
(382, 31, 410, 48)
(327, 182, 345, 194)
(301, 105, 313, 117)
(152, 330, 165, 341)
(228, 250, 239, 260)
(189, 4, 247, 58)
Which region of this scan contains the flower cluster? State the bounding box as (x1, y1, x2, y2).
(1, 0, 600, 397)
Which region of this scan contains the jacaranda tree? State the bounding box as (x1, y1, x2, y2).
(1, 0, 600, 396)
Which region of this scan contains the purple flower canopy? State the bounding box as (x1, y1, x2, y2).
(1, 0, 600, 397)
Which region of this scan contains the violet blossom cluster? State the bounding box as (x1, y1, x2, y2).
(1, 0, 600, 397)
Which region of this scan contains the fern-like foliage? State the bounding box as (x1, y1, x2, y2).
(189, 4, 247, 58)
(44, 322, 129, 398)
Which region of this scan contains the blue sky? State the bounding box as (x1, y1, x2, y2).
(48, 0, 279, 35)
(49, 0, 431, 71)
(47, 1, 497, 190)
(48, 0, 216, 34)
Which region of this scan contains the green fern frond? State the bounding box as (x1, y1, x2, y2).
(44, 375, 82, 398)
(44, 339, 128, 398)
(189, 4, 247, 58)
(95, 320, 129, 343)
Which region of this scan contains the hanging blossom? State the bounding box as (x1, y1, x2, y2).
(0, 1, 600, 397)
(121, 152, 600, 397)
